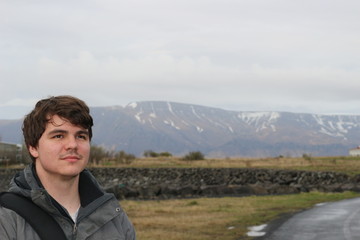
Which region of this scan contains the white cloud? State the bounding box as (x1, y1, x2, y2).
(0, 98, 38, 107)
(1, 0, 360, 118)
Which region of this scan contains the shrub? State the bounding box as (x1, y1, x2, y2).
(143, 150, 159, 158)
(302, 153, 312, 161)
(115, 150, 135, 164)
(144, 150, 173, 158)
(182, 151, 205, 161)
(90, 145, 108, 165)
(159, 152, 172, 157)
(91, 146, 135, 165)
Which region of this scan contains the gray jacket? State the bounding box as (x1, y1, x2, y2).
(0, 164, 136, 240)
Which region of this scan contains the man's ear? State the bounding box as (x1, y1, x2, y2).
(29, 146, 39, 158)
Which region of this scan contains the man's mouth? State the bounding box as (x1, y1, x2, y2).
(61, 155, 81, 162)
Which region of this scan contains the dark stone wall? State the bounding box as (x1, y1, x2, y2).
(2, 167, 360, 200)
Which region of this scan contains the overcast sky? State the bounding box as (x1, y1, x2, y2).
(1, 0, 360, 119)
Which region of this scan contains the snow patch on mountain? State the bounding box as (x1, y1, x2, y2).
(191, 106, 202, 119)
(134, 112, 144, 123)
(127, 102, 138, 109)
(164, 120, 181, 130)
(238, 112, 280, 132)
(196, 126, 204, 133)
(312, 114, 359, 138)
(167, 102, 175, 116)
(238, 112, 280, 124)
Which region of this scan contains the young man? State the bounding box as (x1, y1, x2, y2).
(0, 96, 136, 239)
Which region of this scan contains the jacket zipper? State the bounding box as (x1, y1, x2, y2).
(72, 222, 78, 239)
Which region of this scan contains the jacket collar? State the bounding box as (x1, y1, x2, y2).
(15, 164, 105, 205)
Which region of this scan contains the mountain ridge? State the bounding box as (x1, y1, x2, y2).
(1, 101, 359, 157)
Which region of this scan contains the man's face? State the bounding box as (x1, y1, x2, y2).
(29, 114, 90, 179)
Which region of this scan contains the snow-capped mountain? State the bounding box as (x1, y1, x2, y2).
(1, 101, 360, 157)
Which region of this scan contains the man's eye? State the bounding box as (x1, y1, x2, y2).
(77, 135, 87, 140)
(53, 135, 63, 139)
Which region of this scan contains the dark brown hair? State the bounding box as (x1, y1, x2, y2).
(22, 95, 93, 161)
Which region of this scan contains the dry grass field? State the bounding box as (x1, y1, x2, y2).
(96, 155, 360, 176)
(121, 191, 360, 240)
(112, 156, 360, 239)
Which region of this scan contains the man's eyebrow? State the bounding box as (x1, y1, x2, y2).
(77, 130, 89, 135)
(47, 129, 89, 135)
(47, 129, 67, 135)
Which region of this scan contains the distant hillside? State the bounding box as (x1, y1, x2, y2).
(1, 101, 360, 157)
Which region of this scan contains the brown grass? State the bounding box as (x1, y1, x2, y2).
(91, 155, 360, 176)
(121, 191, 360, 240)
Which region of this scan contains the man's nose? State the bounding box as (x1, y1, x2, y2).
(65, 136, 78, 149)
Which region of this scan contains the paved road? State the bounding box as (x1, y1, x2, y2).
(259, 197, 360, 240)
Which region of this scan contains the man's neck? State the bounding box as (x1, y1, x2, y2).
(35, 166, 81, 215)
